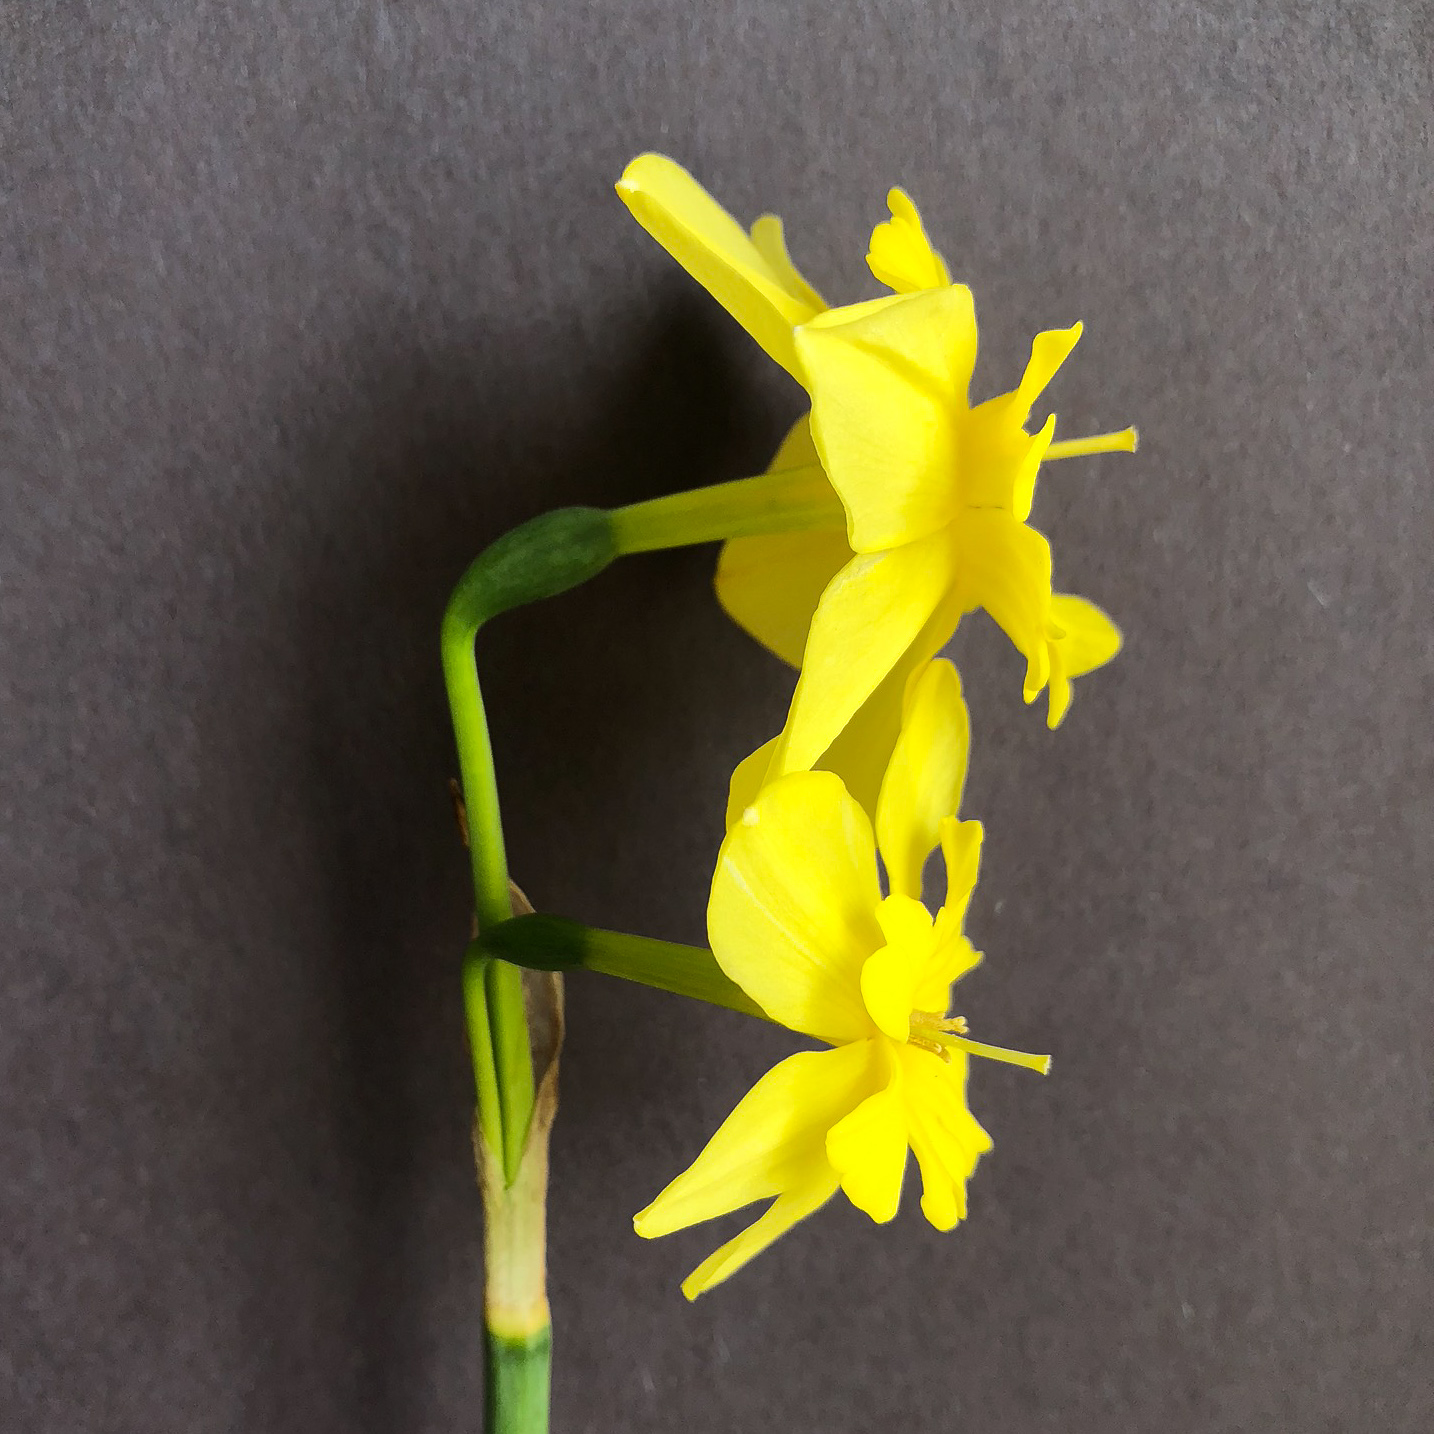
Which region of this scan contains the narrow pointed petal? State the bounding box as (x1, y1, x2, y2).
(749, 214, 827, 313)
(617, 154, 823, 378)
(679, 1173, 841, 1299)
(1046, 648, 1074, 731)
(710, 772, 884, 1043)
(952, 510, 1054, 702)
(798, 286, 978, 551)
(866, 188, 952, 294)
(958, 399, 1051, 517)
(775, 531, 960, 780)
(825, 1060, 909, 1223)
(1014, 323, 1082, 416)
(635, 1041, 882, 1238)
(912, 817, 985, 1009)
(938, 815, 984, 918)
(875, 658, 971, 899)
(1010, 412, 1057, 524)
(899, 1045, 992, 1231)
(960, 326, 1078, 520)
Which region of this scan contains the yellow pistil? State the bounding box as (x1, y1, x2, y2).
(908, 1010, 1051, 1074)
(1045, 426, 1139, 461)
(905, 1013, 968, 1059)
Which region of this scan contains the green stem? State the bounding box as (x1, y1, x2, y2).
(443, 609, 531, 1180)
(462, 951, 504, 1152)
(486, 1330, 552, 1434)
(443, 508, 619, 1183)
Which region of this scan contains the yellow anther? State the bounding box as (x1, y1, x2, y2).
(907, 1034, 951, 1062)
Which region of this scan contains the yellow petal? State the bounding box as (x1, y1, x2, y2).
(1009, 412, 1057, 524)
(913, 818, 984, 1010)
(616, 154, 823, 379)
(810, 584, 967, 822)
(938, 815, 984, 918)
(715, 527, 854, 668)
(774, 530, 961, 780)
(990, 323, 1080, 522)
(959, 400, 1052, 519)
(898, 1044, 991, 1231)
(825, 1056, 909, 1223)
(1044, 593, 1122, 729)
(714, 416, 852, 666)
(724, 736, 778, 831)
(860, 894, 935, 1040)
(749, 214, 827, 314)
(797, 286, 978, 552)
(1014, 323, 1083, 416)
(875, 658, 970, 899)
(636, 1041, 882, 1240)
(958, 325, 1079, 522)
(709, 772, 884, 1044)
(679, 1173, 841, 1299)
(912, 929, 982, 1015)
(1049, 593, 1122, 677)
(1046, 646, 1074, 730)
(951, 510, 1054, 702)
(866, 188, 952, 294)
(769, 408, 823, 470)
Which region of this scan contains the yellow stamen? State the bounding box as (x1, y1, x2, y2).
(907, 1034, 951, 1061)
(910, 1011, 968, 1035)
(1045, 426, 1138, 461)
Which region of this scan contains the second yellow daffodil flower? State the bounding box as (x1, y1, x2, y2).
(635, 659, 1048, 1298)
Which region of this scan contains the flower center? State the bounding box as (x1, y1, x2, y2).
(906, 1010, 968, 1059)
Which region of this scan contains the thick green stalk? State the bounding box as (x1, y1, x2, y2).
(486, 1330, 552, 1434)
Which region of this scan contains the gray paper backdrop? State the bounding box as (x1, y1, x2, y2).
(4, 2, 1431, 1430)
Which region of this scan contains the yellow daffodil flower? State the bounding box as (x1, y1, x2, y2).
(635, 660, 1048, 1298)
(617, 155, 1133, 783)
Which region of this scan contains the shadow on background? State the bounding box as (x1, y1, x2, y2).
(275, 292, 786, 1431)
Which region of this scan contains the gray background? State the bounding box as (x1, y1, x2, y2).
(3, 2, 1431, 1430)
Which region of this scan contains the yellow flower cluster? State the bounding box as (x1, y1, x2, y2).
(617, 156, 1134, 1298)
